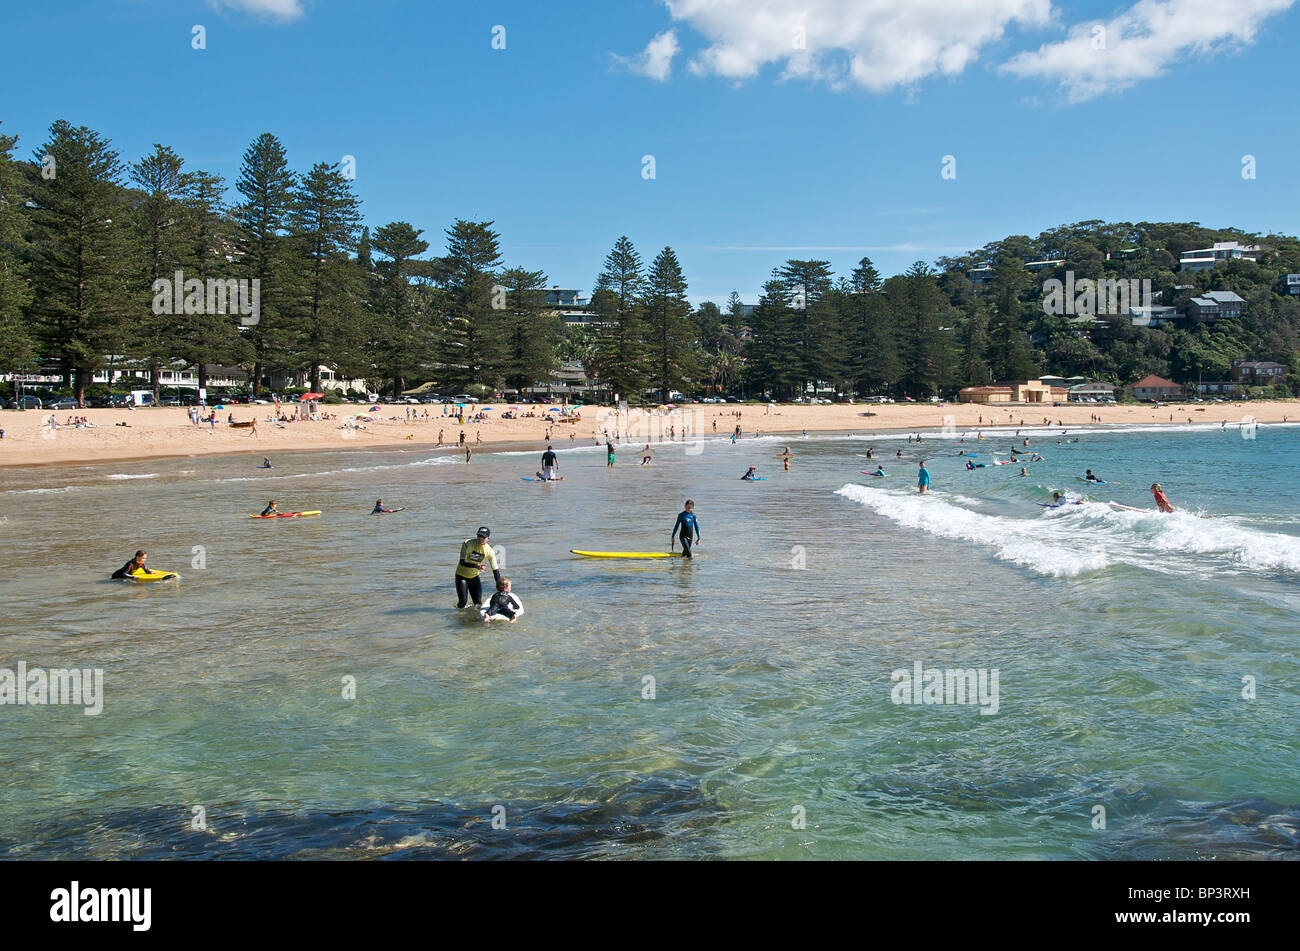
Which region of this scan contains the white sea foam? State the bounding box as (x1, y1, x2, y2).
(836, 483, 1300, 579)
(835, 483, 1109, 577)
(106, 473, 159, 480)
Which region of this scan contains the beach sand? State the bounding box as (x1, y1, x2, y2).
(3, 400, 1296, 468)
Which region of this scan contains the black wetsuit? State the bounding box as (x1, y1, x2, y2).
(483, 590, 522, 620)
(112, 559, 145, 580)
(672, 510, 700, 558)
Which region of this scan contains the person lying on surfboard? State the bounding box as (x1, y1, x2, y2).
(260, 500, 280, 516)
(111, 550, 148, 580)
(481, 578, 523, 623)
(1151, 483, 1176, 513)
(1083, 470, 1102, 483)
(372, 499, 402, 514)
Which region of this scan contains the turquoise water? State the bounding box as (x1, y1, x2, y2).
(1, 422, 1297, 859)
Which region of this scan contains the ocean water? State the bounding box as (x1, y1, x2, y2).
(1, 421, 1297, 860)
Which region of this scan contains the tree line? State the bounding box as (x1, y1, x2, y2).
(2, 120, 1298, 405)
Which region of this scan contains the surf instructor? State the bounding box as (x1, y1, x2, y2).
(541, 444, 559, 481)
(455, 526, 502, 608)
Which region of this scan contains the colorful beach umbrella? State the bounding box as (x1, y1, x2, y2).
(300, 393, 324, 401)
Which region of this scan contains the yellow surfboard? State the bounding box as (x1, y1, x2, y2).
(128, 568, 180, 582)
(248, 510, 322, 519)
(569, 550, 681, 559)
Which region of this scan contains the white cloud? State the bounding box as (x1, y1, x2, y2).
(211, 0, 305, 22)
(637, 0, 1052, 91)
(617, 30, 681, 81)
(1002, 0, 1295, 101)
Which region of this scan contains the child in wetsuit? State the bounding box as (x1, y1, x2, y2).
(111, 550, 148, 579)
(481, 578, 523, 623)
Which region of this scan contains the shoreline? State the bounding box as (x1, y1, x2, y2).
(2, 400, 1296, 471)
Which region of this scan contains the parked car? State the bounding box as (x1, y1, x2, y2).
(451, 394, 480, 403)
(4, 395, 44, 410)
(48, 397, 80, 410)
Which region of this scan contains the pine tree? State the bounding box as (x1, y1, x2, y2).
(129, 144, 191, 402)
(643, 247, 695, 402)
(25, 121, 136, 403)
(498, 266, 560, 393)
(776, 259, 834, 394)
(896, 261, 943, 398)
(589, 236, 650, 401)
(232, 132, 296, 395)
(176, 168, 244, 391)
(369, 221, 432, 397)
(0, 122, 33, 373)
(439, 219, 504, 392)
(289, 161, 363, 392)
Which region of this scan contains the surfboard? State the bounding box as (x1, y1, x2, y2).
(1077, 477, 1115, 485)
(249, 510, 322, 518)
(256, 464, 274, 469)
(127, 568, 180, 582)
(860, 470, 886, 477)
(742, 477, 769, 481)
(1108, 501, 1150, 513)
(569, 550, 681, 559)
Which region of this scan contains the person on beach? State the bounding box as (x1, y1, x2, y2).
(917, 461, 931, 494)
(438, 429, 444, 446)
(372, 499, 402, 514)
(111, 549, 149, 580)
(1151, 483, 1176, 513)
(541, 444, 559, 480)
(459, 430, 466, 447)
(260, 500, 280, 516)
(671, 500, 700, 559)
(481, 578, 523, 623)
(455, 526, 501, 609)
(741, 466, 758, 480)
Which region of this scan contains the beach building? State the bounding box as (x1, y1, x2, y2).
(967, 264, 994, 285)
(958, 379, 1068, 404)
(1285, 274, 1300, 296)
(1182, 290, 1245, 324)
(1128, 305, 1178, 328)
(1178, 242, 1263, 272)
(1131, 374, 1185, 401)
(1196, 381, 1242, 396)
(1024, 258, 1066, 272)
(1231, 359, 1287, 384)
(1068, 382, 1116, 402)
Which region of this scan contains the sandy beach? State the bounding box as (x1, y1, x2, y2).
(3, 399, 1297, 468)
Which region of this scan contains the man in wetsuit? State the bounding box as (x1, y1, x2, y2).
(541, 444, 559, 481)
(455, 526, 502, 608)
(671, 500, 700, 558)
(112, 550, 148, 579)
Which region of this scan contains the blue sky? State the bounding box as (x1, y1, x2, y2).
(2, 0, 1297, 305)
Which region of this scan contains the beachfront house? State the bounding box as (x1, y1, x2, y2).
(1196, 381, 1242, 396)
(1178, 242, 1263, 272)
(1024, 258, 1066, 273)
(1068, 382, 1116, 402)
(958, 379, 1069, 405)
(1131, 374, 1184, 401)
(1285, 274, 1300, 296)
(967, 264, 994, 285)
(1182, 290, 1245, 324)
(1231, 359, 1287, 384)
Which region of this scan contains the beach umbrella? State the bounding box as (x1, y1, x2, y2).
(665, 403, 676, 409)
(369, 405, 380, 413)
(547, 407, 562, 412)
(300, 393, 324, 401)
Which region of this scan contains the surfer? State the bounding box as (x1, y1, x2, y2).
(260, 500, 280, 516)
(455, 526, 502, 609)
(671, 500, 700, 559)
(1151, 483, 1176, 513)
(917, 461, 931, 494)
(606, 439, 615, 467)
(111, 550, 148, 580)
(741, 466, 758, 480)
(1084, 469, 1101, 483)
(1018, 467, 1028, 476)
(965, 460, 986, 469)
(639, 444, 653, 466)
(779, 447, 793, 471)
(481, 578, 523, 623)
(260, 457, 273, 468)
(871, 465, 886, 477)
(372, 499, 401, 514)
(541, 444, 559, 481)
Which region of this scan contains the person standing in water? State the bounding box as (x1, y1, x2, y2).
(455, 526, 502, 608)
(779, 447, 793, 472)
(1150, 483, 1176, 513)
(671, 500, 701, 559)
(606, 438, 615, 467)
(541, 444, 559, 481)
(917, 461, 931, 494)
